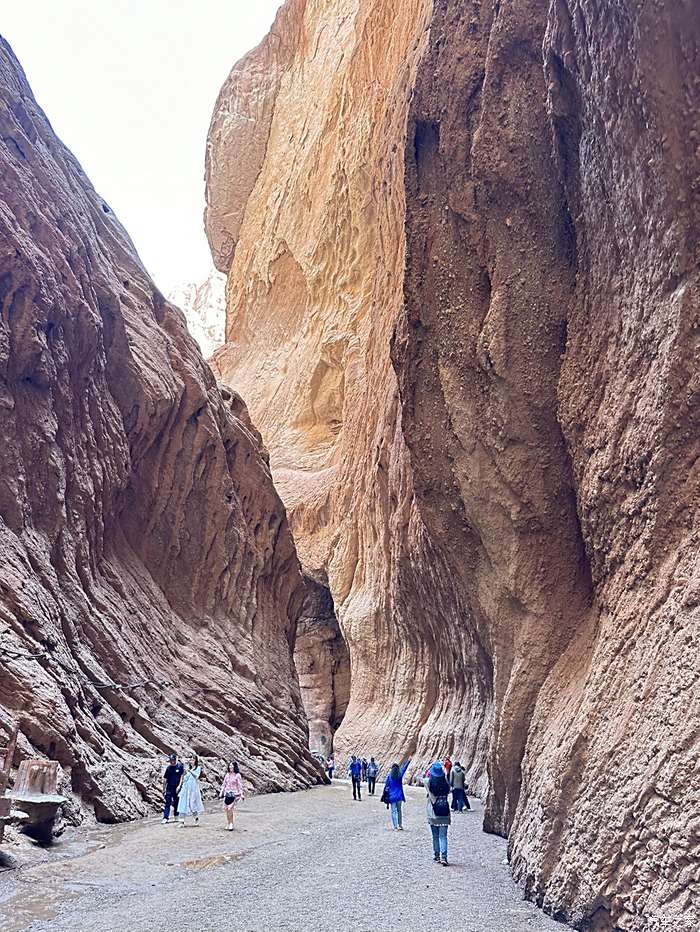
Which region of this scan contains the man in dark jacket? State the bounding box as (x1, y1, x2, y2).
(349, 755, 363, 800)
(367, 757, 379, 795)
(449, 761, 471, 811)
(161, 753, 184, 823)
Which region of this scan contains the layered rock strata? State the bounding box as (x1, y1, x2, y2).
(208, 0, 698, 928)
(0, 37, 319, 823)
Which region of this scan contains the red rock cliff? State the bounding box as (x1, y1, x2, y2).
(207, 0, 699, 928)
(0, 37, 319, 822)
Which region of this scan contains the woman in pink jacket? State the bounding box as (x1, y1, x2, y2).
(220, 761, 245, 831)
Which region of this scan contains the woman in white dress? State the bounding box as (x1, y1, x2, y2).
(177, 753, 205, 826)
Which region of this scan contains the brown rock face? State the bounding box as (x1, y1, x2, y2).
(293, 578, 349, 756)
(0, 37, 320, 822)
(208, 0, 699, 927)
(206, 0, 491, 794)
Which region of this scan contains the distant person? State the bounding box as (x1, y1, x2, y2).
(349, 755, 363, 800)
(361, 758, 368, 782)
(220, 761, 244, 831)
(449, 761, 471, 811)
(178, 753, 205, 827)
(425, 761, 451, 865)
(326, 756, 335, 781)
(367, 757, 379, 795)
(161, 753, 184, 824)
(382, 760, 410, 830)
(443, 755, 453, 776)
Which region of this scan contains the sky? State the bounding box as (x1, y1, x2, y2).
(2, 0, 283, 294)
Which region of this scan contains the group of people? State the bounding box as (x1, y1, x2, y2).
(162, 753, 245, 831)
(339, 753, 470, 866)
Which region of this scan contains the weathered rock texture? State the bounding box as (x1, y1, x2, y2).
(294, 577, 349, 755)
(0, 36, 320, 824)
(206, 0, 492, 797)
(208, 0, 699, 927)
(168, 268, 226, 359)
(400, 1, 699, 928)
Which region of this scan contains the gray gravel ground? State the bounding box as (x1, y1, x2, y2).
(0, 781, 566, 931)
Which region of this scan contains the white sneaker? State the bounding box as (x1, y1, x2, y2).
(161, 818, 168, 824)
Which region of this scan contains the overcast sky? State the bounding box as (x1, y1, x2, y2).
(2, 1, 283, 293)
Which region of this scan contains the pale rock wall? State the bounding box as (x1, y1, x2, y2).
(0, 37, 320, 823)
(206, 0, 491, 789)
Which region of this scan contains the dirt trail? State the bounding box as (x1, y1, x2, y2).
(0, 783, 565, 931)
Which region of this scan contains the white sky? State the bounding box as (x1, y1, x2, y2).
(2, 1, 283, 294)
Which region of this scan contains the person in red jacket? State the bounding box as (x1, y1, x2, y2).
(443, 756, 452, 776)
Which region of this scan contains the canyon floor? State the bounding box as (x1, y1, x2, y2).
(0, 782, 564, 931)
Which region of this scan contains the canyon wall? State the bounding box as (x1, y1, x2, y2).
(208, 0, 698, 928)
(206, 0, 492, 790)
(0, 37, 320, 824)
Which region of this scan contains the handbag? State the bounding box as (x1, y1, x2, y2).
(224, 793, 236, 806)
(380, 785, 390, 807)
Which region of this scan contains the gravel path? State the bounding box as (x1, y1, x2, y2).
(0, 782, 565, 931)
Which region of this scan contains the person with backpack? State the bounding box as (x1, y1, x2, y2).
(366, 757, 379, 795)
(349, 755, 363, 800)
(449, 760, 471, 811)
(425, 760, 451, 865)
(381, 760, 410, 829)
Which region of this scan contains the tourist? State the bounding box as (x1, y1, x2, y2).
(382, 760, 410, 829)
(326, 756, 335, 781)
(177, 753, 205, 827)
(443, 755, 453, 776)
(349, 755, 363, 800)
(425, 760, 451, 865)
(449, 760, 471, 811)
(361, 758, 368, 782)
(220, 760, 244, 831)
(161, 752, 184, 824)
(367, 756, 379, 795)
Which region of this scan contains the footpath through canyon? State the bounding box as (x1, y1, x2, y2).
(0, 1, 698, 931)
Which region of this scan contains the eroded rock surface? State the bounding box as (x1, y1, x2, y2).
(207, 0, 698, 927)
(0, 37, 319, 823)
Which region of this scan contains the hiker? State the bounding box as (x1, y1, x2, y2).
(326, 756, 335, 781)
(349, 755, 363, 800)
(367, 757, 379, 795)
(161, 752, 184, 824)
(449, 760, 471, 811)
(381, 760, 410, 830)
(220, 760, 244, 831)
(443, 755, 453, 776)
(177, 752, 205, 826)
(361, 758, 368, 782)
(425, 760, 451, 865)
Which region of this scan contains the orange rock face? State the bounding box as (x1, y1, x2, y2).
(0, 38, 319, 822)
(207, 0, 699, 928)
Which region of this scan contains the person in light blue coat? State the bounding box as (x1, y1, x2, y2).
(382, 760, 410, 830)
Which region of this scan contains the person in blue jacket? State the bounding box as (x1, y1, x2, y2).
(382, 760, 410, 830)
(349, 755, 363, 800)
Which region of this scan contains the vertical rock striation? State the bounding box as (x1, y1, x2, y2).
(0, 37, 319, 823)
(208, 0, 698, 927)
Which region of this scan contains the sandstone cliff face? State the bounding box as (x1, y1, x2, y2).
(168, 268, 226, 359)
(0, 37, 319, 823)
(208, 0, 698, 928)
(400, 1, 699, 927)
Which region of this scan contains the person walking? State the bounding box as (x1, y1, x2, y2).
(177, 753, 205, 827)
(349, 755, 363, 800)
(361, 758, 368, 782)
(220, 761, 244, 831)
(161, 753, 184, 824)
(326, 756, 335, 781)
(443, 755, 453, 777)
(367, 757, 379, 795)
(426, 760, 451, 865)
(449, 761, 471, 811)
(382, 760, 410, 830)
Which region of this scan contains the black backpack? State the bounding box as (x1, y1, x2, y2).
(433, 794, 450, 817)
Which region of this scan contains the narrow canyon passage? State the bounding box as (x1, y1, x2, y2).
(0, 785, 562, 932)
